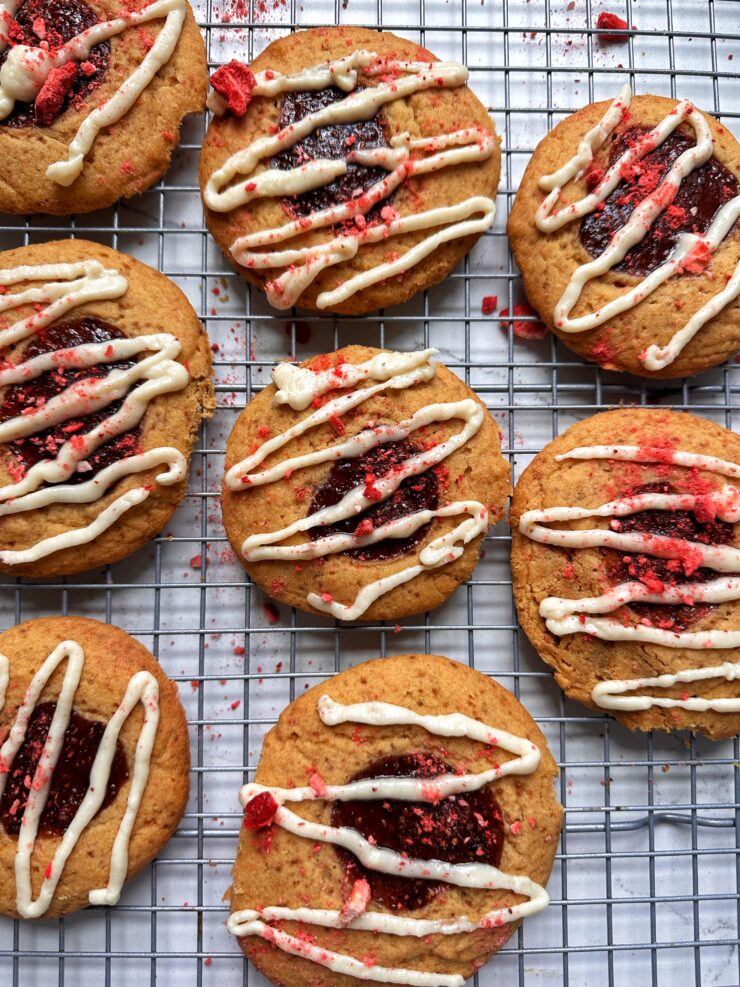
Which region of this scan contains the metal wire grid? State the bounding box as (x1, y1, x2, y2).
(0, 0, 739, 985)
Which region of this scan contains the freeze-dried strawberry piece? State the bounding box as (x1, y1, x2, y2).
(596, 11, 630, 42)
(210, 60, 256, 117)
(243, 791, 278, 829)
(34, 62, 78, 126)
(499, 303, 548, 340)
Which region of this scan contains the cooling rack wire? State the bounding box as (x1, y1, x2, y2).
(1, 0, 739, 984)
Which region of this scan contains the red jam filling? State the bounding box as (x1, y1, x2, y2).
(0, 316, 141, 481)
(603, 482, 735, 631)
(270, 87, 393, 218)
(308, 440, 439, 562)
(579, 127, 740, 277)
(0, 0, 110, 128)
(0, 701, 128, 837)
(331, 753, 504, 911)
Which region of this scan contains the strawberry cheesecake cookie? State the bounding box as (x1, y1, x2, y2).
(510, 408, 740, 738)
(221, 345, 510, 622)
(0, 239, 214, 577)
(0, 0, 206, 214)
(0, 616, 189, 918)
(227, 652, 562, 987)
(199, 26, 500, 315)
(508, 88, 740, 377)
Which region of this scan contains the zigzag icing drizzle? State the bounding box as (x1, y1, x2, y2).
(0, 260, 189, 565)
(204, 50, 496, 310)
(228, 694, 548, 987)
(0, 640, 159, 917)
(535, 85, 740, 371)
(0, 0, 186, 186)
(225, 349, 490, 620)
(518, 444, 740, 712)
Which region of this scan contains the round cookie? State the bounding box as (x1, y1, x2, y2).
(199, 26, 500, 315)
(228, 653, 563, 987)
(0, 238, 214, 578)
(510, 408, 740, 739)
(507, 88, 740, 378)
(221, 345, 510, 622)
(0, 616, 189, 919)
(0, 0, 207, 215)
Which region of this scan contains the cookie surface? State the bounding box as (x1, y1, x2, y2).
(228, 653, 562, 987)
(0, 616, 190, 919)
(221, 345, 510, 621)
(0, 238, 214, 578)
(199, 26, 500, 315)
(0, 0, 206, 215)
(510, 408, 740, 739)
(508, 89, 740, 378)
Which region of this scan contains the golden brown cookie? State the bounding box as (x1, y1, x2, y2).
(221, 345, 510, 622)
(0, 616, 190, 919)
(510, 408, 740, 739)
(0, 0, 207, 215)
(0, 238, 214, 578)
(228, 652, 563, 987)
(508, 89, 740, 378)
(199, 26, 500, 315)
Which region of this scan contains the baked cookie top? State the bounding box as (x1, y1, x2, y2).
(510, 408, 740, 739)
(221, 345, 510, 622)
(508, 87, 740, 378)
(0, 616, 189, 919)
(228, 653, 562, 987)
(0, 0, 206, 214)
(199, 26, 500, 315)
(0, 238, 214, 578)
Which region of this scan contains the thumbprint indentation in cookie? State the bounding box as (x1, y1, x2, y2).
(0, 316, 142, 481)
(270, 86, 392, 218)
(0, 0, 111, 128)
(579, 127, 740, 277)
(330, 753, 504, 911)
(0, 701, 129, 836)
(602, 481, 735, 631)
(308, 439, 439, 562)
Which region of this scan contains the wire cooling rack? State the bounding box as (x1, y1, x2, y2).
(1, 0, 740, 985)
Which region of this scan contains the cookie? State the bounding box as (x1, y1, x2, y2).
(0, 238, 214, 578)
(510, 408, 740, 739)
(507, 87, 740, 378)
(199, 26, 500, 315)
(0, 0, 207, 215)
(227, 652, 562, 987)
(221, 345, 510, 622)
(0, 616, 189, 919)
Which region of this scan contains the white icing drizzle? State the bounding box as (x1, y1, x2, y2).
(0, 640, 160, 917)
(592, 662, 740, 712)
(0, 0, 20, 52)
(0, 261, 190, 566)
(228, 694, 548, 986)
(518, 443, 740, 711)
(225, 350, 490, 620)
(0, 0, 186, 186)
(535, 85, 740, 370)
(205, 50, 496, 310)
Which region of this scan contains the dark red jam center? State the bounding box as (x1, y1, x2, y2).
(603, 482, 735, 631)
(270, 86, 391, 218)
(308, 440, 439, 562)
(579, 127, 740, 277)
(0, 316, 141, 481)
(331, 753, 504, 911)
(0, 0, 110, 128)
(0, 701, 128, 837)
